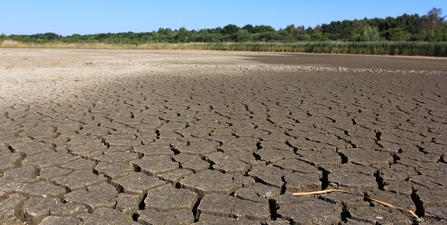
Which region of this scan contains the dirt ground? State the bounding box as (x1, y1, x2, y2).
(1, 49, 447, 224)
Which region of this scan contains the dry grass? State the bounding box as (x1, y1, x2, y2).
(1, 40, 143, 49)
(292, 189, 350, 196)
(0, 40, 207, 50)
(1, 40, 446, 57)
(293, 189, 419, 219)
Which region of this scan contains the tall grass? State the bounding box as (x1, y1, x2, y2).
(1, 40, 446, 57)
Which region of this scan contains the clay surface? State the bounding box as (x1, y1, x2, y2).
(1, 49, 447, 224)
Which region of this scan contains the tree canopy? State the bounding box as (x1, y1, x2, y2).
(5, 8, 447, 44)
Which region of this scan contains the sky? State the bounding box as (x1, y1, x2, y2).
(2, 0, 446, 36)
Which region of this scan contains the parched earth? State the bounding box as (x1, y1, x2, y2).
(0, 49, 447, 224)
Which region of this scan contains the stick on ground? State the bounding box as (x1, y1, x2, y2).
(293, 189, 419, 219)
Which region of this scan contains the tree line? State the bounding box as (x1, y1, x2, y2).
(2, 8, 446, 45)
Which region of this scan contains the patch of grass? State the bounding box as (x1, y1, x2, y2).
(1, 40, 446, 57)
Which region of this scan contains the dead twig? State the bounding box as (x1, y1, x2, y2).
(293, 189, 419, 219)
(292, 189, 350, 196)
(365, 196, 419, 219)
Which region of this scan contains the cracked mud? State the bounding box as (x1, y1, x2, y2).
(1, 49, 447, 224)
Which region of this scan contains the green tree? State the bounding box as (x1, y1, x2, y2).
(295, 26, 311, 41)
(308, 25, 326, 41)
(170, 31, 179, 42)
(297, 34, 311, 41)
(339, 20, 356, 40)
(276, 29, 295, 42)
(236, 29, 250, 42)
(359, 26, 380, 41)
(222, 24, 240, 35)
(322, 21, 343, 40)
(421, 8, 446, 32)
(259, 31, 276, 42)
(395, 13, 421, 34)
(254, 25, 275, 33)
(177, 27, 189, 42)
(382, 28, 410, 41)
(196, 29, 209, 42)
(242, 24, 255, 33)
(285, 24, 297, 38)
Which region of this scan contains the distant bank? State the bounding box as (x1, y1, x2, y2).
(1, 40, 446, 57)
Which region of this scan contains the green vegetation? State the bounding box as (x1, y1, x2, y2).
(1, 8, 447, 56)
(183, 42, 447, 57)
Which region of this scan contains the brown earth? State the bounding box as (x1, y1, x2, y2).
(0, 49, 446, 224)
(248, 53, 447, 71)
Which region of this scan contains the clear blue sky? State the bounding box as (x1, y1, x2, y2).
(2, 0, 446, 36)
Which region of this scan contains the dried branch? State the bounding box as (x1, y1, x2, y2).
(293, 189, 419, 219)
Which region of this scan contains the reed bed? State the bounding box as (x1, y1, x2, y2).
(1, 40, 446, 57)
